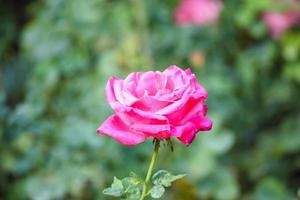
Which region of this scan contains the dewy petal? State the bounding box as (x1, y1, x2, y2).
(96, 114, 147, 146)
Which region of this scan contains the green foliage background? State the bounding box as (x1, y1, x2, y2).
(1, 0, 300, 199)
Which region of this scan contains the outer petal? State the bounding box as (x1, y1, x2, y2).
(131, 124, 171, 140)
(117, 107, 168, 123)
(171, 122, 197, 145)
(185, 68, 208, 99)
(163, 65, 183, 75)
(172, 116, 212, 145)
(96, 114, 148, 146)
(179, 99, 208, 124)
(117, 107, 171, 137)
(106, 76, 126, 111)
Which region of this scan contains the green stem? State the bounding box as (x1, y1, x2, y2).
(139, 140, 160, 200)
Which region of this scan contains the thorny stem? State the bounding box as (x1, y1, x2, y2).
(139, 139, 160, 200)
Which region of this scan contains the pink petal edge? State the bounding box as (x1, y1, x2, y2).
(96, 114, 148, 146)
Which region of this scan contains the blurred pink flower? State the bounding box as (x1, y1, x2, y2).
(97, 66, 212, 146)
(174, 0, 223, 26)
(262, 10, 300, 38)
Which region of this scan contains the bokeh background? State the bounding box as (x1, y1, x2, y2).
(1, 0, 300, 199)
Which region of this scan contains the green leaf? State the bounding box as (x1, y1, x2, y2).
(122, 177, 142, 198)
(150, 185, 165, 199)
(103, 173, 143, 199)
(152, 170, 185, 187)
(103, 176, 124, 197)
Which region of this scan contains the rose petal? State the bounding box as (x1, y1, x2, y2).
(171, 122, 197, 145)
(123, 72, 143, 97)
(117, 107, 171, 138)
(172, 116, 212, 145)
(180, 99, 208, 124)
(131, 96, 173, 112)
(131, 124, 170, 134)
(157, 91, 208, 126)
(118, 106, 168, 122)
(163, 65, 184, 76)
(198, 117, 213, 131)
(163, 65, 188, 90)
(156, 94, 190, 115)
(106, 76, 126, 110)
(185, 68, 208, 99)
(96, 114, 147, 146)
(122, 89, 139, 106)
(136, 71, 165, 97)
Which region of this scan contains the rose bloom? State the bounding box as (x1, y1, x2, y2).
(97, 66, 212, 146)
(262, 10, 300, 38)
(174, 0, 223, 26)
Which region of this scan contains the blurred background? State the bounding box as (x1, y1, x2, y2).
(1, 0, 300, 199)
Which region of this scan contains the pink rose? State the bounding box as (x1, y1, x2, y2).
(174, 0, 223, 26)
(262, 10, 300, 38)
(97, 66, 212, 146)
